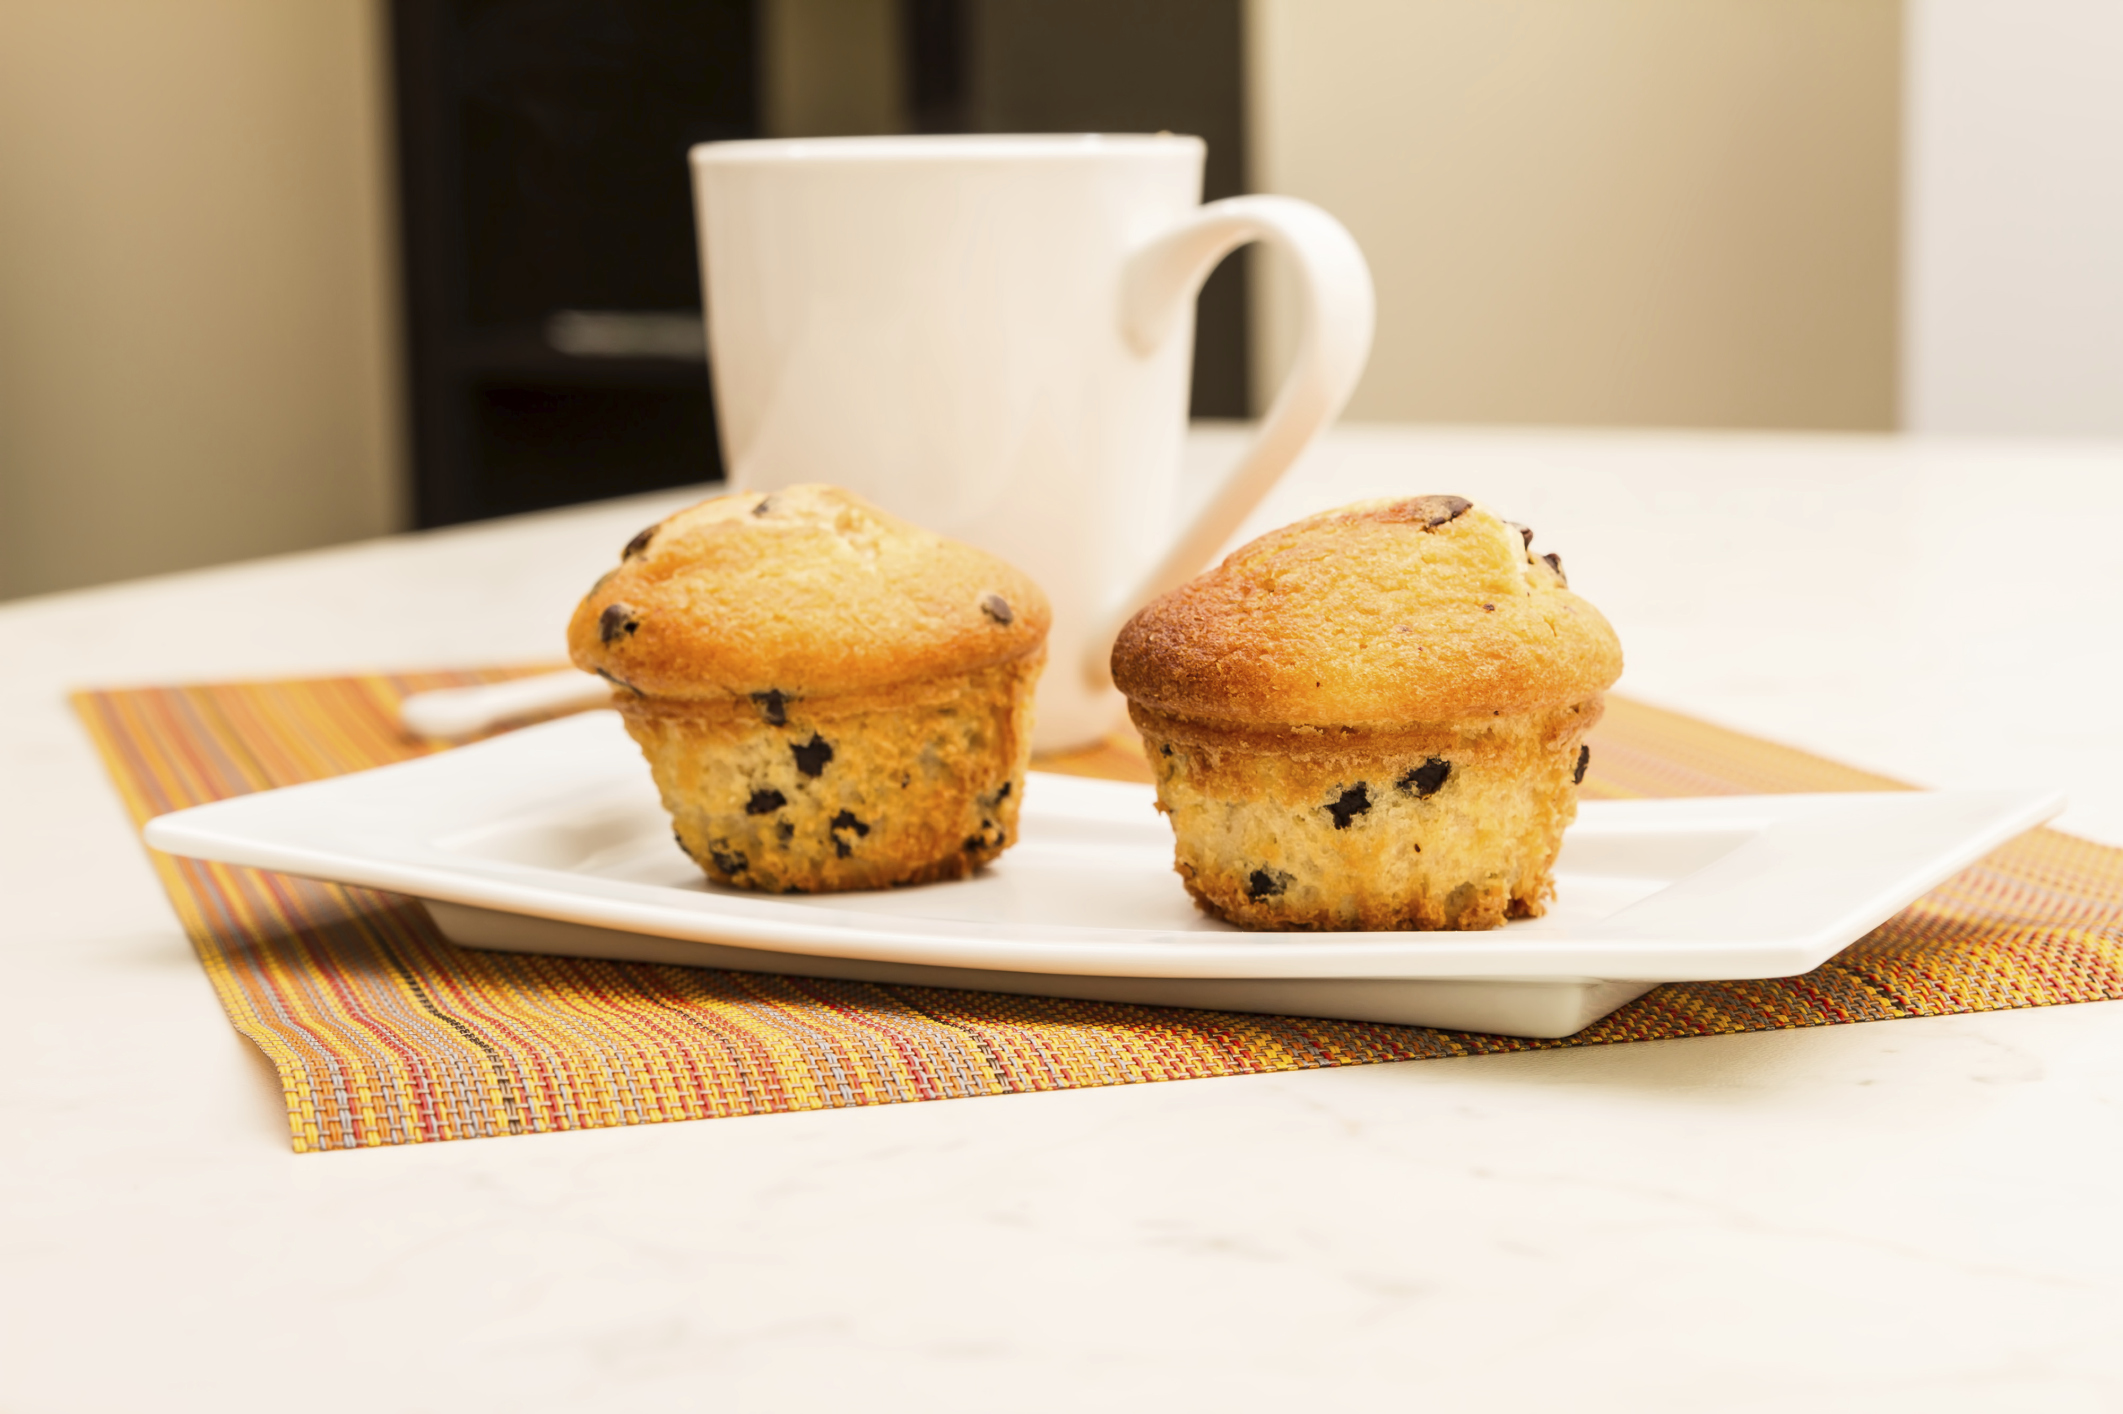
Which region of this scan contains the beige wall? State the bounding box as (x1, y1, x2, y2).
(0, 0, 403, 602)
(1248, 0, 1901, 430)
(0, 1, 1910, 602)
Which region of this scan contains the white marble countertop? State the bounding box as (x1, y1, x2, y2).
(6, 425, 2123, 1412)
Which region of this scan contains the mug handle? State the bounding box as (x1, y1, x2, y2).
(1086, 195, 1375, 689)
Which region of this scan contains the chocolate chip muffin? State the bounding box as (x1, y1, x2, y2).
(1110, 495, 1622, 931)
(568, 484, 1049, 893)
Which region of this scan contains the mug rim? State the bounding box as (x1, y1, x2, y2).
(691, 133, 1205, 165)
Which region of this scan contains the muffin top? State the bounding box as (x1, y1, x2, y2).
(1111, 495, 1622, 726)
(568, 484, 1049, 700)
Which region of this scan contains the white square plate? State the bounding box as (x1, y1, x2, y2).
(143, 711, 2061, 1038)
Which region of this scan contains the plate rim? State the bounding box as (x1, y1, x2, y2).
(141, 711, 2065, 984)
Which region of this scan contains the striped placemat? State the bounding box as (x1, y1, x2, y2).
(73, 672, 2123, 1152)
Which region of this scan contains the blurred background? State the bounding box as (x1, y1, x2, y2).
(0, 0, 2117, 601)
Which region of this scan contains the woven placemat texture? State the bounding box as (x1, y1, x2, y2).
(73, 673, 2123, 1152)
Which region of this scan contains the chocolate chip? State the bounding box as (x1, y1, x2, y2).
(1381, 494, 1472, 529)
(671, 828, 697, 862)
(1399, 758, 1451, 798)
(1574, 744, 1590, 785)
(963, 834, 990, 854)
(1483, 603, 1496, 612)
(1246, 868, 1291, 900)
(598, 603, 640, 644)
(1543, 552, 1567, 586)
(751, 689, 788, 726)
(1160, 744, 1173, 757)
(621, 524, 657, 559)
(752, 494, 775, 516)
(776, 821, 794, 842)
(995, 781, 1011, 799)
(1325, 783, 1372, 829)
(979, 593, 1014, 626)
(791, 734, 834, 777)
(745, 789, 786, 816)
(708, 846, 748, 878)
(592, 666, 643, 697)
(1509, 522, 1534, 549)
(830, 810, 870, 837)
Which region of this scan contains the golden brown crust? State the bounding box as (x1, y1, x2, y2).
(569, 484, 1051, 701)
(1111, 496, 1622, 726)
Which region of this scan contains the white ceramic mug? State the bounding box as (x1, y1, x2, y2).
(689, 133, 1374, 751)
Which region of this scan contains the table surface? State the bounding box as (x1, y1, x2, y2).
(7, 424, 2123, 1413)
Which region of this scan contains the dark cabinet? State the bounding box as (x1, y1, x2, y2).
(390, 0, 753, 528)
(389, 0, 1245, 529)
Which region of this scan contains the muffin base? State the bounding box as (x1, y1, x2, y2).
(1132, 697, 1603, 931)
(618, 653, 1041, 893)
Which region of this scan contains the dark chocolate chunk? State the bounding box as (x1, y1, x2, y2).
(751, 689, 788, 726)
(1509, 521, 1534, 549)
(1543, 552, 1567, 586)
(752, 494, 775, 517)
(1380, 494, 1472, 529)
(1246, 868, 1291, 900)
(597, 603, 640, 645)
(791, 734, 834, 777)
(621, 523, 657, 559)
(1483, 603, 1496, 612)
(745, 789, 787, 816)
(963, 834, 989, 855)
(996, 781, 1011, 799)
(776, 821, 794, 842)
(1325, 783, 1372, 829)
(1161, 744, 1173, 757)
(1574, 744, 1591, 785)
(1399, 757, 1451, 798)
(708, 846, 748, 878)
(980, 593, 1014, 625)
(830, 810, 870, 837)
